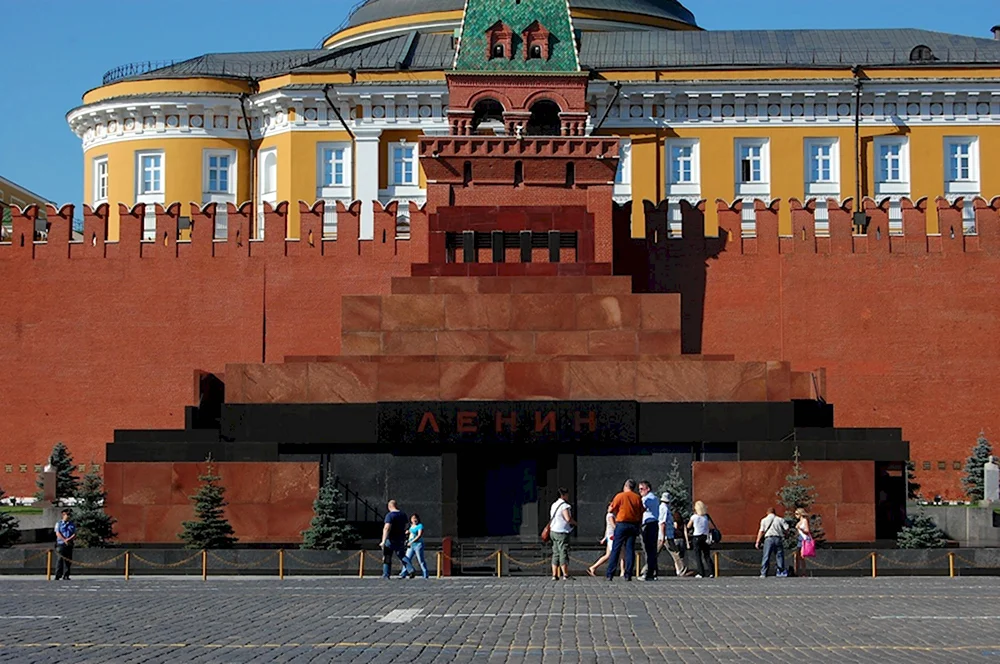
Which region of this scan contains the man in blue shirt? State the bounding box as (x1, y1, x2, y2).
(54, 510, 76, 581)
(637, 481, 660, 580)
(380, 500, 409, 579)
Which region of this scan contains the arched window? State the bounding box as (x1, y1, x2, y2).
(514, 161, 524, 186)
(463, 161, 473, 186)
(261, 150, 277, 197)
(565, 162, 575, 187)
(529, 44, 542, 59)
(472, 98, 505, 132)
(910, 45, 935, 62)
(526, 100, 561, 136)
(492, 44, 505, 58)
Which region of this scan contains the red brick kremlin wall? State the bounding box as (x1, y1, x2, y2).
(2, 196, 1000, 499)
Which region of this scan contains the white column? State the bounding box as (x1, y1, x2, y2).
(354, 128, 382, 240)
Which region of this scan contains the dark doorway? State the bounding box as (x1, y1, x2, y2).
(458, 449, 565, 537)
(526, 100, 561, 136)
(472, 99, 504, 132)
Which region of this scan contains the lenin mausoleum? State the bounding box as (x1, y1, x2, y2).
(3, 0, 1000, 545)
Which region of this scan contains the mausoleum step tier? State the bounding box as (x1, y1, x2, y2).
(225, 275, 821, 404)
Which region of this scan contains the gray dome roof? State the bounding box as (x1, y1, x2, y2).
(346, 0, 698, 30)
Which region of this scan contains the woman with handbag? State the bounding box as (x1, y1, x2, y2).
(547, 488, 576, 581)
(685, 500, 718, 578)
(795, 508, 815, 575)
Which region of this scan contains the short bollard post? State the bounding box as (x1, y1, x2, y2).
(949, 551, 955, 578)
(46, 550, 52, 581)
(634, 552, 640, 574)
(871, 552, 877, 578)
(437, 552, 442, 579)
(359, 550, 365, 578)
(279, 549, 284, 580)
(713, 552, 720, 578)
(125, 551, 130, 581)
(496, 550, 502, 578)
(202, 550, 208, 581)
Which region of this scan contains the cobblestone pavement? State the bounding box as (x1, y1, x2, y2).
(2, 576, 1000, 663)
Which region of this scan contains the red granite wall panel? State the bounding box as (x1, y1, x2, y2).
(692, 461, 875, 543)
(103, 461, 317, 544)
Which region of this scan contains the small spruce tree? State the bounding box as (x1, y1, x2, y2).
(179, 457, 237, 549)
(962, 432, 993, 502)
(905, 460, 922, 501)
(896, 511, 948, 549)
(36, 442, 80, 505)
(301, 475, 358, 550)
(778, 447, 825, 547)
(657, 457, 692, 522)
(0, 486, 20, 548)
(74, 468, 117, 548)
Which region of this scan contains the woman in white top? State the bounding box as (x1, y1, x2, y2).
(794, 507, 812, 575)
(587, 508, 625, 577)
(549, 488, 576, 580)
(685, 500, 718, 578)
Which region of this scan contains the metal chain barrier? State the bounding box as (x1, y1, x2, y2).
(803, 553, 874, 570)
(53, 550, 126, 568)
(953, 552, 984, 567)
(877, 552, 951, 568)
(0, 549, 51, 566)
(283, 550, 361, 570)
(129, 551, 205, 569)
(502, 552, 552, 568)
(207, 551, 279, 569)
(717, 551, 764, 569)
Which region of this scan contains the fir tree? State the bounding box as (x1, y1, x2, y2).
(35, 442, 80, 505)
(74, 468, 117, 548)
(0, 486, 20, 548)
(301, 475, 358, 550)
(905, 460, 922, 501)
(962, 432, 993, 502)
(777, 447, 826, 546)
(896, 511, 947, 549)
(657, 457, 692, 522)
(179, 458, 237, 549)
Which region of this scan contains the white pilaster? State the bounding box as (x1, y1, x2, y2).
(354, 127, 382, 240)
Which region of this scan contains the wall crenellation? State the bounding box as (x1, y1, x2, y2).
(633, 196, 1000, 256)
(0, 200, 431, 263)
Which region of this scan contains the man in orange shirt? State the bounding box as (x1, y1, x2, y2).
(606, 479, 644, 581)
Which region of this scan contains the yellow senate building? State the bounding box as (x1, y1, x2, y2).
(67, 0, 1000, 239)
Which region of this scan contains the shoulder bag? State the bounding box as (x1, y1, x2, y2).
(706, 514, 723, 545)
(540, 500, 564, 543)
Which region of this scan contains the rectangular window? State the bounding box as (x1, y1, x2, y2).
(943, 137, 980, 197)
(203, 150, 235, 195)
(613, 138, 631, 202)
(323, 147, 346, 186)
(138, 152, 164, 195)
(804, 139, 840, 198)
(391, 144, 416, 186)
(665, 139, 700, 197)
(93, 157, 109, 203)
(316, 143, 352, 200)
(873, 137, 909, 197)
(734, 139, 769, 197)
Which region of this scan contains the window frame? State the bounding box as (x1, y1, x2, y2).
(734, 138, 770, 197)
(136, 150, 165, 197)
(943, 136, 980, 196)
(316, 142, 353, 197)
(388, 142, 418, 188)
(873, 136, 910, 196)
(803, 138, 840, 197)
(259, 148, 278, 201)
(93, 156, 109, 204)
(665, 138, 701, 197)
(203, 149, 237, 197)
(613, 138, 632, 199)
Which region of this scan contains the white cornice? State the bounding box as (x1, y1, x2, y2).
(68, 79, 1000, 149)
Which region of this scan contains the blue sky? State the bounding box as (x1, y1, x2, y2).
(0, 0, 995, 207)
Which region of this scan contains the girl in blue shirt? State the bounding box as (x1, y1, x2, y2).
(400, 514, 429, 579)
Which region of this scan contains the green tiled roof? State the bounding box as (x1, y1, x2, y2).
(454, 0, 580, 74)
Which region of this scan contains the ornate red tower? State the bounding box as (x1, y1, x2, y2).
(417, 0, 619, 274)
